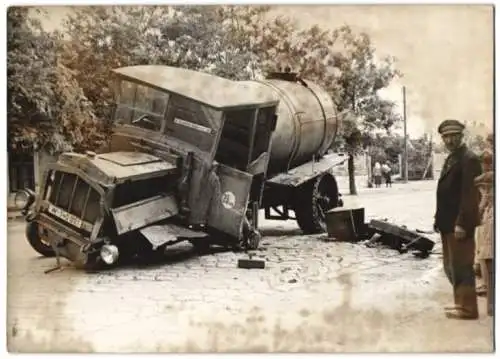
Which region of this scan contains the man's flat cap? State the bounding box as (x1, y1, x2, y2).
(438, 119, 465, 135)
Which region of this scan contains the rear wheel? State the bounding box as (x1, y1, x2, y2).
(294, 174, 339, 234)
(25, 221, 56, 257)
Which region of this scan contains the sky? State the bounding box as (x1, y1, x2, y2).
(33, 4, 494, 139)
(271, 5, 494, 139)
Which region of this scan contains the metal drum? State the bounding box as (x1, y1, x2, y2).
(252, 77, 338, 176)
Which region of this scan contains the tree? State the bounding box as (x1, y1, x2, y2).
(369, 133, 404, 165)
(60, 5, 266, 131)
(61, 6, 174, 129)
(468, 134, 488, 153)
(226, 18, 402, 194)
(332, 26, 402, 194)
(56, 5, 402, 190)
(7, 7, 104, 153)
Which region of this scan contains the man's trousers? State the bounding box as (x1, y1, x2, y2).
(441, 233, 479, 317)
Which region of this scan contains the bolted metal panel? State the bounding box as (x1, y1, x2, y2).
(111, 194, 179, 235)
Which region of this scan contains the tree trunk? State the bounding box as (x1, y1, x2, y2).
(348, 152, 357, 195)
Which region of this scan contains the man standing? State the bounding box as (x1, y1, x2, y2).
(382, 162, 392, 187)
(434, 119, 482, 320)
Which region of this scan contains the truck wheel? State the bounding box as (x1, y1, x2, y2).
(236, 228, 261, 251)
(294, 174, 338, 234)
(245, 229, 261, 250)
(26, 221, 56, 257)
(189, 239, 211, 252)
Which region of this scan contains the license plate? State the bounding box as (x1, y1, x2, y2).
(48, 204, 83, 229)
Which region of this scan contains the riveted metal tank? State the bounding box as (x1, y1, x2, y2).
(253, 73, 339, 176)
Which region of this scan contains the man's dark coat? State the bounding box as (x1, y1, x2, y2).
(435, 145, 482, 236)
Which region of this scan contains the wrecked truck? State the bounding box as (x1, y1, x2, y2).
(16, 65, 346, 270)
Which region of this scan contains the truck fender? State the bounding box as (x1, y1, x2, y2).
(266, 153, 347, 188)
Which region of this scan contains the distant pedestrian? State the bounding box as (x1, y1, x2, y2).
(474, 142, 494, 316)
(434, 119, 482, 320)
(373, 162, 382, 187)
(382, 162, 392, 187)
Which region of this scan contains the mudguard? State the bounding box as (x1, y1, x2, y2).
(266, 153, 347, 187)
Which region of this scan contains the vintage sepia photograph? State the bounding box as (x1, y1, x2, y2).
(5, 2, 495, 353)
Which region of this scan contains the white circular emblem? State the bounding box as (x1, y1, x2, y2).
(221, 191, 236, 209)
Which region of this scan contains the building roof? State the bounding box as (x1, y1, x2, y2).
(112, 65, 279, 110)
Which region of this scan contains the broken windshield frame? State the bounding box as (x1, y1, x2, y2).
(113, 80, 170, 132)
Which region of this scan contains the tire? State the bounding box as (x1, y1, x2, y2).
(189, 239, 211, 252)
(294, 174, 339, 234)
(25, 221, 56, 257)
(236, 220, 262, 251)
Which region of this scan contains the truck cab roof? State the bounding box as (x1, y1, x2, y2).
(113, 65, 279, 111)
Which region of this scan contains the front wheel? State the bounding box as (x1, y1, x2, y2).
(25, 221, 56, 257)
(236, 217, 262, 251)
(294, 174, 339, 234)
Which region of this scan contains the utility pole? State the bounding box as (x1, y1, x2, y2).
(403, 86, 408, 183)
(430, 132, 434, 180)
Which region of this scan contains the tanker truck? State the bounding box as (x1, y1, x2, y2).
(16, 65, 347, 270)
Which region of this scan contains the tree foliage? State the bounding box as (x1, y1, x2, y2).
(8, 5, 403, 187)
(368, 133, 435, 180)
(7, 7, 104, 153)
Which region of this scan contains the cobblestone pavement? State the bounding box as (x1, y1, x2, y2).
(7, 178, 494, 352)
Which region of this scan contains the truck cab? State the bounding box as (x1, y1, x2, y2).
(20, 65, 279, 270)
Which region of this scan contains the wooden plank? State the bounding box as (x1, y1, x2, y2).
(368, 219, 435, 253)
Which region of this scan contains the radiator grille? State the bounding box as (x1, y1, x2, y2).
(48, 171, 101, 225)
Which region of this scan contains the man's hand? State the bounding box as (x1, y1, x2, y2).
(454, 225, 466, 240)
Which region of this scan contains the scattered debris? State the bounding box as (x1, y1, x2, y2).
(288, 278, 298, 283)
(325, 206, 367, 242)
(367, 219, 435, 258)
(325, 206, 376, 242)
(238, 258, 266, 269)
(364, 233, 383, 248)
(322, 206, 434, 259)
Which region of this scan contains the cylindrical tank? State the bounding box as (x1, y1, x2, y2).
(252, 76, 338, 176)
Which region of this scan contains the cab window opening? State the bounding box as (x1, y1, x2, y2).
(114, 80, 169, 132)
(215, 109, 254, 170)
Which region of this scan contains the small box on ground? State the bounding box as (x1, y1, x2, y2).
(237, 258, 266, 269)
(325, 206, 366, 242)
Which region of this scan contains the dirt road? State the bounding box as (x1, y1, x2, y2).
(7, 178, 494, 352)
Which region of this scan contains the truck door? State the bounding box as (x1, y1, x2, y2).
(209, 107, 277, 237)
(206, 164, 253, 238)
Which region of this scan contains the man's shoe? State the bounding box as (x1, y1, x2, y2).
(445, 309, 478, 320)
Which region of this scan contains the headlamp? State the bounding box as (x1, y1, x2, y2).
(14, 189, 35, 211)
(100, 244, 119, 265)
